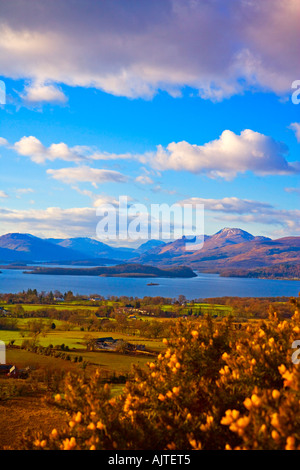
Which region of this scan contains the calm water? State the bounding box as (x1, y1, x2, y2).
(1, 266, 300, 299)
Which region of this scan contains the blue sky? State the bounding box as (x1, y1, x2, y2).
(0, 0, 300, 244)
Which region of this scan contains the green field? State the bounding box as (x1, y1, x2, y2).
(0, 311, 165, 378)
(5, 346, 151, 375)
(0, 325, 165, 350)
(0, 302, 100, 312)
(160, 302, 233, 316)
(0, 298, 234, 382)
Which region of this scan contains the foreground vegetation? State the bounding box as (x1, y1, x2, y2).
(12, 308, 299, 451)
(0, 290, 299, 450)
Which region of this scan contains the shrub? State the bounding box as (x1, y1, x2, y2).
(18, 312, 300, 450)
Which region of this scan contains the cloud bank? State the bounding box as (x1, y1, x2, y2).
(2, 129, 299, 181)
(1, 196, 300, 240)
(149, 130, 299, 179)
(0, 0, 299, 101)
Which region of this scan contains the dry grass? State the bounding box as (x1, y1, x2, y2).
(0, 395, 66, 449)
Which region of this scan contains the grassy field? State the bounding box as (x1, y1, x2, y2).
(0, 325, 165, 349)
(0, 302, 100, 312)
(1, 312, 165, 378)
(0, 299, 231, 384)
(0, 300, 232, 314)
(5, 347, 84, 372)
(5, 346, 151, 374)
(160, 302, 233, 316)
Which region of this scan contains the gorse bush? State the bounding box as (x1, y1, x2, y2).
(19, 312, 300, 450)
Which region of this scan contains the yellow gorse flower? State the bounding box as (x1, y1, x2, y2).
(271, 413, 280, 430)
(271, 430, 280, 442)
(272, 389, 280, 400)
(250, 394, 261, 407)
(282, 370, 294, 387)
(285, 436, 296, 450)
(75, 411, 82, 423)
(87, 422, 96, 431)
(62, 437, 76, 450)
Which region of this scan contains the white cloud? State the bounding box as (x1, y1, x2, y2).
(216, 209, 300, 234)
(2, 135, 138, 164)
(15, 187, 34, 195)
(22, 82, 67, 103)
(47, 166, 128, 185)
(1, 198, 300, 240)
(290, 123, 300, 142)
(92, 195, 121, 208)
(135, 175, 154, 185)
(13, 136, 85, 164)
(178, 197, 273, 214)
(150, 129, 298, 179)
(2, 129, 298, 180)
(15, 187, 34, 198)
(176, 195, 300, 235)
(0, 0, 299, 101)
(0, 138, 8, 146)
(0, 190, 9, 198)
(284, 187, 300, 195)
(0, 206, 98, 238)
(71, 186, 135, 209)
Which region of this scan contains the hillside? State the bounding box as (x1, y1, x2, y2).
(220, 263, 300, 280)
(0, 234, 155, 262)
(136, 239, 166, 253)
(0, 233, 85, 262)
(46, 237, 136, 260)
(133, 228, 300, 274)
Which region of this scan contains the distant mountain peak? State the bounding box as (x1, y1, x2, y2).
(138, 239, 166, 253)
(215, 227, 254, 237)
(3, 232, 38, 239)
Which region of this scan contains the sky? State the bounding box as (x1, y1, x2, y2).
(0, 0, 300, 245)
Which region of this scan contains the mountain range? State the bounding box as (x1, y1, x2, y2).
(1, 229, 300, 278)
(133, 228, 300, 274)
(0, 233, 166, 263)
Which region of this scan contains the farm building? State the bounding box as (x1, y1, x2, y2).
(95, 337, 118, 350)
(0, 364, 29, 379)
(0, 307, 9, 316)
(94, 337, 146, 352)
